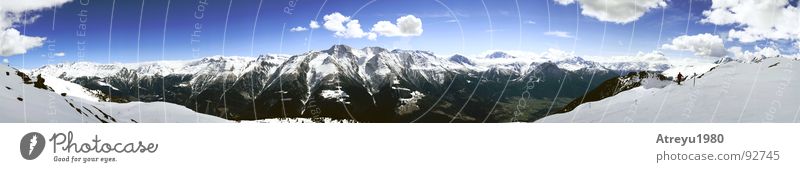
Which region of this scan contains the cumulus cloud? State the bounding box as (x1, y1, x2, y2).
(544, 31, 573, 38)
(701, 0, 800, 43)
(662, 33, 727, 57)
(728, 46, 785, 62)
(322, 12, 371, 39)
(585, 50, 669, 63)
(323, 12, 350, 32)
(634, 51, 668, 61)
(541, 48, 575, 61)
(1, 28, 46, 56)
(370, 15, 423, 37)
(339, 20, 371, 39)
(309, 21, 320, 29)
(289, 26, 308, 32)
(0, 0, 71, 12)
(554, 0, 575, 5)
(0, 0, 72, 57)
(53, 52, 65, 57)
(321, 12, 424, 40)
(553, 0, 667, 24)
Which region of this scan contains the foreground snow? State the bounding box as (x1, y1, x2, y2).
(538, 58, 800, 123)
(0, 64, 229, 123)
(41, 75, 104, 102)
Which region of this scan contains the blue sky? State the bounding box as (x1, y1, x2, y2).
(5, 0, 799, 68)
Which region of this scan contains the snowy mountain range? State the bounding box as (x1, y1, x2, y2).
(27, 45, 705, 122)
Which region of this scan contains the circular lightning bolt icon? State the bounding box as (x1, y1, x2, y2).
(20, 132, 45, 160)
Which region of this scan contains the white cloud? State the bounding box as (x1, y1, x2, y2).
(526, 20, 536, 24)
(309, 21, 320, 29)
(583, 50, 669, 63)
(701, 0, 800, 43)
(322, 12, 370, 39)
(321, 12, 424, 40)
(553, 0, 667, 24)
(0, 0, 72, 57)
(541, 48, 575, 61)
(339, 20, 371, 39)
(477, 50, 540, 59)
(544, 31, 573, 38)
(323, 12, 350, 32)
(289, 26, 308, 32)
(635, 51, 668, 61)
(554, 0, 575, 5)
(54, 52, 65, 57)
(0, 28, 46, 56)
(662, 33, 727, 57)
(728, 46, 780, 59)
(0, 0, 71, 13)
(370, 15, 423, 37)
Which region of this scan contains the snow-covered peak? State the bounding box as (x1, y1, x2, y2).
(31, 55, 260, 79)
(35, 62, 127, 79)
(198, 55, 255, 62)
(554, 56, 607, 71)
(361, 46, 388, 55)
(485, 51, 516, 59)
(602, 61, 672, 72)
(324, 44, 356, 55)
(471, 49, 610, 72)
(448, 54, 474, 65)
(580, 51, 675, 72)
(390, 49, 436, 57)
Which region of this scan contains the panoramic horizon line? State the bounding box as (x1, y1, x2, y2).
(17, 44, 690, 69)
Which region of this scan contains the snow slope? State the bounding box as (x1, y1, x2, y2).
(0, 64, 229, 123)
(41, 75, 104, 102)
(538, 57, 800, 123)
(661, 63, 718, 79)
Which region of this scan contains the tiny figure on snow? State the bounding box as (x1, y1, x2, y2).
(676, 72, 683, 85)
